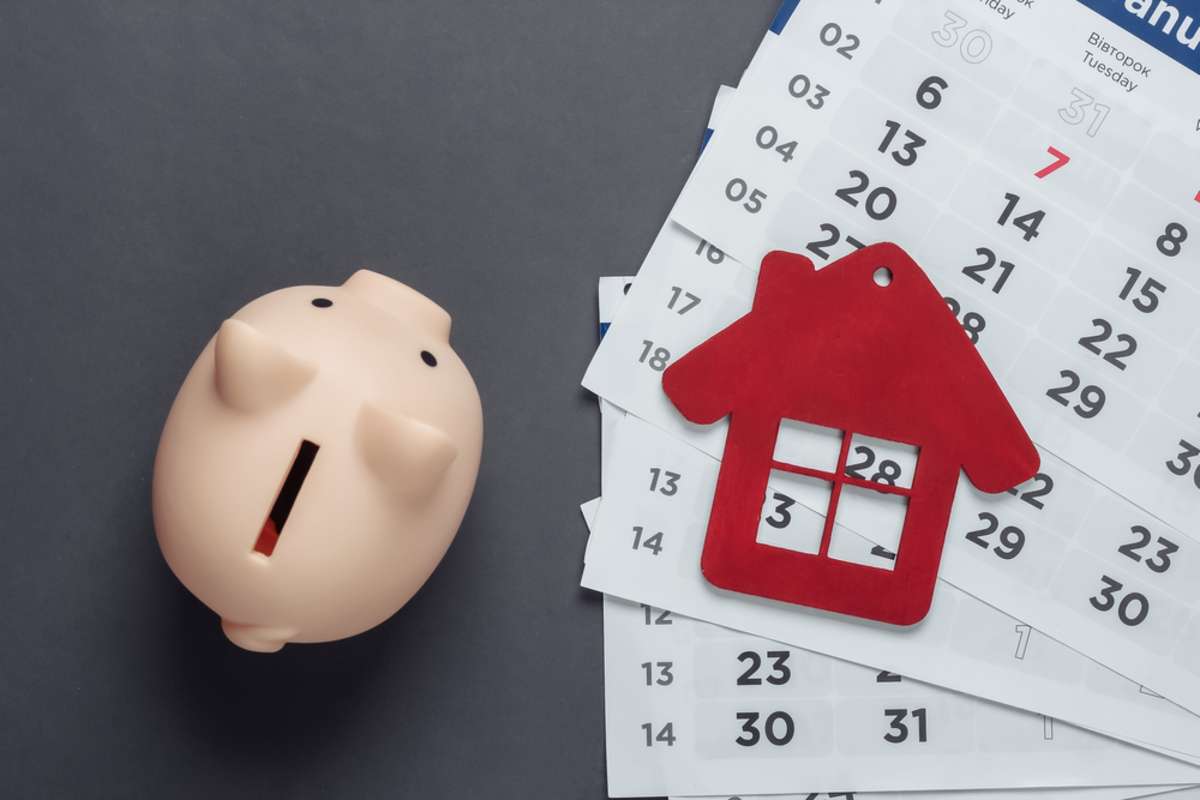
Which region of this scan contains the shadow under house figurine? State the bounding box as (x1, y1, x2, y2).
(152, 271, 483, 652)
(662, 243, 1039, 626)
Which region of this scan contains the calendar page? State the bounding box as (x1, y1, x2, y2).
(676, 4, 1200, 551)
(587, 272, 1199, 795)
(580, 496, 1190, 796)
(597, 275, 633, 499)
(585, 0, 1200, 717)
(581, 412, 1200, 768)
(599, 592, 1195, 797)
(665, 789, 1200, 800)
(583, 203, 1200, 716)
(582, 211, 1200, 720)
(581, 501, 1190, 799)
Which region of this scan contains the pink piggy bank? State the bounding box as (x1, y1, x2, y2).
(152, 270, 483, 652)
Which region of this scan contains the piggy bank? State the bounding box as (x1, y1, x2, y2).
(152, 270, 483, 652)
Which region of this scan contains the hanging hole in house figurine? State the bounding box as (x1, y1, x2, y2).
(873, 267, 893, 287)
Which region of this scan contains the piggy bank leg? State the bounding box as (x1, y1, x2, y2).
(221, 619, 298, 653)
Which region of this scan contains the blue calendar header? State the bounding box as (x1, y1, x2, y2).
(769, 0, 1199, 75)
(1076, 0, 1200, 74)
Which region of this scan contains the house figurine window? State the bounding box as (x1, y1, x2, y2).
(662, 244, 1039, 625)
(758, 420, 918, 572)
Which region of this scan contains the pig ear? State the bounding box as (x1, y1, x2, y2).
(342, 269, 451, 342)
(214, 319, 316, 412)
(355, 402, 458, 501)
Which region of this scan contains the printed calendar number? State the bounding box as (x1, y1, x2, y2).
(641, 722, 677, 746)
(964, 511, 1026, 560)
(804, 794, 855, 800)
(788, 74, 831, 110)
(1013, 623, 1032, 659)
(1117, 525, 1177, 573)
(1118, 267, 1166, 313)
(961, 246, 1015, 294)
(876, 670, 903, 683)
(931, 11, 993, 64)
(883, 708, 928, 743)
(844, 445, 902, 486)
(1045, 370, 1105, 418)
(648, 467, 681, 495)
(1165, 440, 1200, 489)
(736, 650, 793, 686)
(641, 661, 675, 686)
(756, 125, 799, 164)
(694, 238, 726, 264)
(870, 544, 897, 561)
(819, 22, 860, 60)
(1089, 575, 1150, 626)
(1006, 472, 1054, 509)
(1156, 222, 1188, 258)
(640, 604, 673, 626)
(996, 192, 1045, 241)
(834, 169, 897, 221)
(638, 340, 671, 371)
(943, 296, 985, 344)
(725, 178, 768, 214)
(631, 525, 664, 555)
(1034, 147, 1071, 180)
(765, 492, 796, 529)
(805, 223, 866, 261)
(1077, 318, 1137, 371)
(877, 120, 927, 167)
(1058, 88, 1111, 138)
(736, 711, 796, 746)
(666, 286, 701, 314)
(916, 75, 949, 110)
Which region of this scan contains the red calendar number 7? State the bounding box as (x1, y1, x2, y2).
(1034, 146, 1070, 179)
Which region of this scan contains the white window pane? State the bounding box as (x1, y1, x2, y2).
(757, 470, 832, 554)
(773, 418, 843, 473)
(829, 484, 907, 571)
(844, 434, 919, 490)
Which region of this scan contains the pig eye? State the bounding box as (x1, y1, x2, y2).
(420, 350, 438, 367)
(311, 298, 333, 308)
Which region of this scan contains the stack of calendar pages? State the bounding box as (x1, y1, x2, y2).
(577, 0, 1200, 798)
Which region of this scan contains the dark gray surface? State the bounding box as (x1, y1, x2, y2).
(0, 2, 774, 797)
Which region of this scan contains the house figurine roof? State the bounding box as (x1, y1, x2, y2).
(662, 243, 1039, 493)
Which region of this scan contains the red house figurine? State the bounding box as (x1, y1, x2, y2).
(661, 243, 1039, 625)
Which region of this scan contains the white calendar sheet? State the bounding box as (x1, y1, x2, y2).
(584, 0, 1200, 719)
(599, 591, 1194, 797)
(588, 272, 1200, 795)
(665, 789, 1200, 800)
(582, 499, 1191, 799)
(582, 411, 1200, 768)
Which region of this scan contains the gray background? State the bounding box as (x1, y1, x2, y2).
(0, 1, 774, 797)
